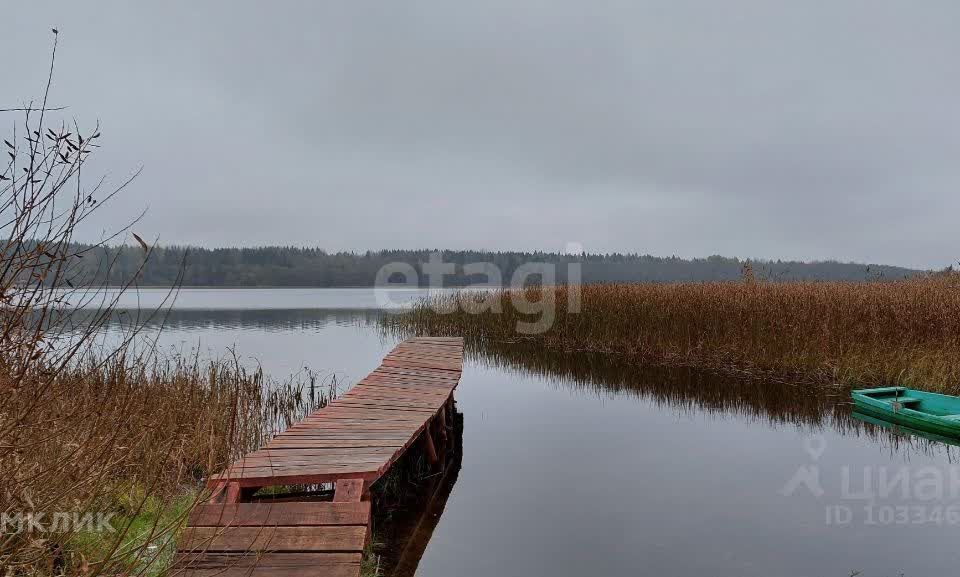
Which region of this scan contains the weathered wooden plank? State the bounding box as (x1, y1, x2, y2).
(321, 403, 438, 414)
(243, 447, 396, 459)
(314, 413, 431, 421)
(336, 400, 444, 412)
(301, 410, 435, 421)
(222, 459, 383, 472)
(391, 342, 464, 354)
(288, 418, 424, 427)
(179, 526, 368, 552)
(343, 389, 450, 402)
(355, 383, 456, 396)
(285, 420, 425, 429)
(290, 418, 426, 427)
(277, 427, 419, 436)
(283, 419, 421, 427)
(334, 394, 443, 405)
(172, 552, 362, 577)
(269, 431, 414, 439)
(359, 379, 458, 391)
(230, 451, 390, 463)
(405, 337, 462, 345)
(370, 367, 461, 381)
(210, 470, 381, 487)
(349, 385, 453, 399)
(384, 357, 462, 369)
(228, 456, 388, 469)
(345, 385, 450, 397)
(188, 502, 371, 527)
(219, 463, 383, 479)
(308, 402, 439, 412)
(351, 388, 452, 400)
(264, 439, 403, 449)
(331, 399, 443, 411)
(301, 409, 436, 420)
(366, 370, 459, 382)
(388, 351, 462, 361)
(381, 359, 462, 372)
(374, 356, 456, 378)
(195, 337, 463, 515)
(385, 352, 463, 365)
(360, 378, 458, 390)
(214, 464, 382, 480)
(286, 424, 424, 433)
(359, 374, 458, 387)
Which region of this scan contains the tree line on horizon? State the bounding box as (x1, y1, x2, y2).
(56, 244, 920, 287)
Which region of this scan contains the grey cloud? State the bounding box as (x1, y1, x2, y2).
(2, 0, 958, 267)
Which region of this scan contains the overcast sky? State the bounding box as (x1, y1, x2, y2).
(3, 1, 958, 268)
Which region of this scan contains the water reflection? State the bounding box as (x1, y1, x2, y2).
(469, 340, 848, 426)
(372, 408, 464, 577)
(99, 306, 960, 461)
(133, 307, 384, 332)
(85, 303, 960, 574)
(852, 411, 960, 450)
(465, 339, 960, 461)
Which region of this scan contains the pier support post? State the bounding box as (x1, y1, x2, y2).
(424, 421, 439, 465)
(208, 481, 241, 504)
(334, 478, 365, 502)
(224, 482, 241, 503)
(438, 405, 448, 444)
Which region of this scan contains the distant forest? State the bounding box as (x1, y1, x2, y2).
(61, 244, 920, 287)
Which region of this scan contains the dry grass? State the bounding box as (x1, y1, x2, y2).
(390, 276, 960, 392)
(0, 349, 326, 575)
(0, 41, 328, 575)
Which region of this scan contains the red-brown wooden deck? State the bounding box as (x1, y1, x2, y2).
(174, 337, 464, 577)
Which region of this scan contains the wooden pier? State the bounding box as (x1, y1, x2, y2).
(174, 337, 464, 577)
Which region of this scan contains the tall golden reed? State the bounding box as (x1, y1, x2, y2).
(392, 276, 960, 392)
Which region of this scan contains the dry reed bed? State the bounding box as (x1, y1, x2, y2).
(391, 277, 960, 392)
(0, 353, 322, 575)
(0, 49, 330, 575)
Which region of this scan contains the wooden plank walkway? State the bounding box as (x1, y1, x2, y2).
(173, 337, 464, 577)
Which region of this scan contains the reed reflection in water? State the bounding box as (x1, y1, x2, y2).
(82, 302, 960, 575)
(462, 337, 960, 460)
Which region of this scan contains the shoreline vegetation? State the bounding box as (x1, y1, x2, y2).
(3, 355, 324, 575)
(2, 49, 419, 577)
(57, 243, 919, 287)
(0, 53, 332, 576)
(2, 34, 951, 577)
(387, 275, 960, 394)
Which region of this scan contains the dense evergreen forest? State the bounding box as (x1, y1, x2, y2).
(61, 244, 920, 287)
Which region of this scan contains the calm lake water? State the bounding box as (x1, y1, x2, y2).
(111, 289, 959, 576)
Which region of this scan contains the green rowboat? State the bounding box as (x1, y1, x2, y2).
(851, 386, 960, 439)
